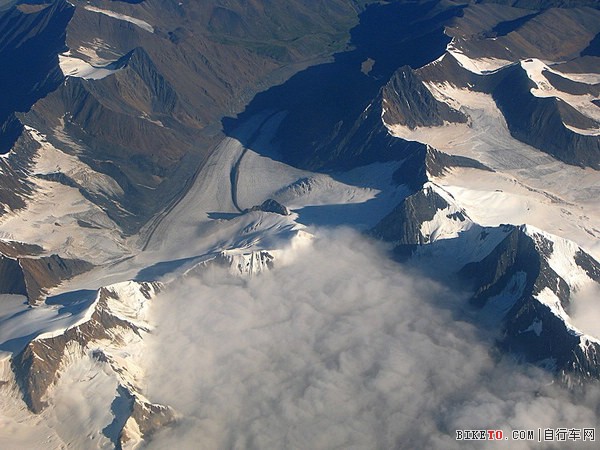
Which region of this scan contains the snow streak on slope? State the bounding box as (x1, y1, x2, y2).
(84, 5, 154, 33)
(446, 39, 512, 74)
(27, 126, 123, 199)
(552, 70, 600, 85)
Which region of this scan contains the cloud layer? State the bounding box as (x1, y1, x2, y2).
(143, 228, 600, 449)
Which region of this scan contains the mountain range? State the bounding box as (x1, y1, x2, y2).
(0, 0, 599, 448)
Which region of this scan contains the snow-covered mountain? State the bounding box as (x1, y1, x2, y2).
(0, 0, 599, 447)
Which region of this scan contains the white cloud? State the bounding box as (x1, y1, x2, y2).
(570, 283, 600, 340)
(142, 228, 600, 449)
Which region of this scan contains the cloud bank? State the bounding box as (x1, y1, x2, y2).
(143, 228, 600, 449)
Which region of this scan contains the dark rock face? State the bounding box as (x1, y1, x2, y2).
(582, 31, 600, 56)
(0, 240, 44, 257)
(499, 295, 597, 383)
(371, 147, 483, 255)
(488, 12, 541, 37)
(500, 292, 600, 386)
(424, 146, 493, 177)
(381, 66, 467, 130)
(461, 227, 567, 307)
(299, 87, 428, 172)
(556, 99, 600, 132)
(0, 131, 42, 214)
(0, 115, 23, 156)
(392, 145, 492, 191)
(0, 248, 92, 305)
(245, 199, 290, 216)
(20, 255, 94, 305)
(0, 255, 28, 297)
(575, 249, 600, 282)
(372, 186, 452, 245)
(0, 0, 74, 153)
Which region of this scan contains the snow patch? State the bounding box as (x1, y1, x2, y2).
(522, 319, 543, 337)
(74, 39, 121, 66)
(59, 53, 121, 80)
(419, 183, 472, 243)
